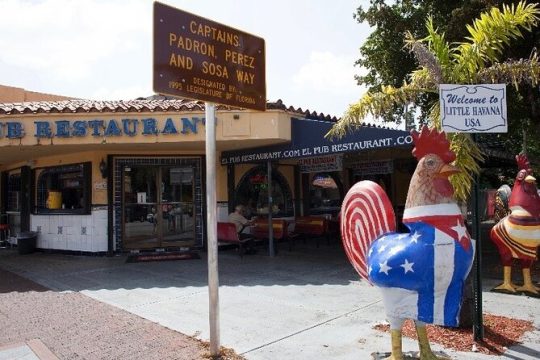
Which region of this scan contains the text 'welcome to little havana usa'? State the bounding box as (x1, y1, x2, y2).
(440, 84, 507, 133)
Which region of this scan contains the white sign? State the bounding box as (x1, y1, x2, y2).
(439, 84, 507, 133)
(137, 192, 147, 204)
(298, 155, 343, 173)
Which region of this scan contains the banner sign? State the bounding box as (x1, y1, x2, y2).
(439, 84, 507, 133)
(299, 155, 343, 173)
(351, 159, 393, 176)
(153, 1, 266, 111)
(221, 118, 413, 165)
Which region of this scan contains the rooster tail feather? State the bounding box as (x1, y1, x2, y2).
(494, 185, 512, 222)
(341, 181, 396, 281)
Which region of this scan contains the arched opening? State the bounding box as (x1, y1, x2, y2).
(234, 165, 294, 218)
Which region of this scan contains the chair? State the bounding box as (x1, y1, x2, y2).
(251, 219, 296, 251)
(0, 223, 9, 248)
(292, 216, 329, 247)
(217, 222, 254, 258)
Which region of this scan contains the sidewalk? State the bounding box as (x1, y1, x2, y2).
(0, 264, 238, 360)
(0, 243, 539, 360)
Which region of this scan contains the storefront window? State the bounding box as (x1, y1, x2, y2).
(7, 173, 21, 212)
(235, 166, 293, 218)
(35, 162, 91, 214)
(309, 172, 342, 217)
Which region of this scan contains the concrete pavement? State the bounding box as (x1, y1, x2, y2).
(0, 242, 539, 360)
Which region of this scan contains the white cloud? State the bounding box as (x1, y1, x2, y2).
(285, 51, 368, 116)
(292, 51, 358, 94)
(0, 0, 150, 81)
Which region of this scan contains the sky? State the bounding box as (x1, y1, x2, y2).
(0, 0, 372, 118)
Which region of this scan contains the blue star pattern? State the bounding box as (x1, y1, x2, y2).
(368, 221, 474, 326)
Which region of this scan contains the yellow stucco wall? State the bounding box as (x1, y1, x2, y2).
(0, 107, 297, 208)
(0, 84, 72, 102)
(0, 110, 291, 147)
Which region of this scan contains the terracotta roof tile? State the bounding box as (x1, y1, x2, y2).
(0, 97, 341, 121)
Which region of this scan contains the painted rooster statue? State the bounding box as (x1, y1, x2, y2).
(341, 126, 475, 360)
(490, 154, 540, 295)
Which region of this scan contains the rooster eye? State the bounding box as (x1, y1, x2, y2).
(425, 158, 435, 168)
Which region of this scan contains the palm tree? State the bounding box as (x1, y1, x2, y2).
(330, 1, 540, 200)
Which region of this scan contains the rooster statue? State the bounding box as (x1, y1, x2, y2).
(490, 154, 540, 295)
(341, 126, 475, 360)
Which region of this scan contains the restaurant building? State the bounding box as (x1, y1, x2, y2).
(0, 85, 416, 255)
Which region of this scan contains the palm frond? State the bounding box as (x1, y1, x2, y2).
(453, 1, 540, 79)
(449, 133, 484, 201)
(409, 68, 439, 89)
(405, 31, 443, 84)
(327, 84, 426, 138)
(423, 18, 452, 69)
(475, 51, 540, 89)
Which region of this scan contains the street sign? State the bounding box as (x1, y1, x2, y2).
(439, 84, 507, 133)
(153, 1, 266, 111)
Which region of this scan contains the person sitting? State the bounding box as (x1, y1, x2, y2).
(228, 204, 257, 254)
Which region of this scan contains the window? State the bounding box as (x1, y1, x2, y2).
(7, 173, 21, 212)
(309, 172, 343, 217)
(235, 166, 293, 218)
(35, 162, 91, 214)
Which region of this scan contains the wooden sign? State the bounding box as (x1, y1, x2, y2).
(153, 1, 266, 111)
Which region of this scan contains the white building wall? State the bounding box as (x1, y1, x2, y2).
(30, 209, 108, 252)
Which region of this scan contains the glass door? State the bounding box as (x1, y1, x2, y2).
(123, 165, 195, 249)
(159, 166, 195, 246)
(123, 166, 159, 249)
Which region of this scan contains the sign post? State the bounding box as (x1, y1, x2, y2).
(153, 2, 265, 356)
(439, 84, 507, 341)
(205, 102, 219, 354)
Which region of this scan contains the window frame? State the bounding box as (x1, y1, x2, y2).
(34, 162, 92, 215)
(6, 171, 22, 212)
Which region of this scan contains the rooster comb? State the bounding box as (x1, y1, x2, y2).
(516, 153, 530, 171)
(411, 126, 456, 163)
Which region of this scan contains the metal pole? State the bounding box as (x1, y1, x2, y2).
(205, 102, 220, 355)
(267, 160, 274, 256)
(471, 133, 484, 340)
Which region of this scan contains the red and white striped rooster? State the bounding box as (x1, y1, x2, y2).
(490, 154, 540, 295)
(341, 126, 475, 360)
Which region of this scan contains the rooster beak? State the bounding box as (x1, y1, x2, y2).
(437, 164, 460, 178)
(525, 175, 536, 183)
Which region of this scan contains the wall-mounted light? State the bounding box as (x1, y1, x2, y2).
(99, 158, 108, 178)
